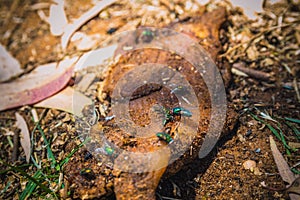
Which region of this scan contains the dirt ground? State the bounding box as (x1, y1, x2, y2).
(0, 0, 299, 200)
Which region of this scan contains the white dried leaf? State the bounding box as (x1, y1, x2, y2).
(15, 112, 31, 163)
(34, 87, 92, 117)
(49, 0, 68, 36)
(0, 44, 23, 82)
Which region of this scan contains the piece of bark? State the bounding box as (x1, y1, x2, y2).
(233, 62, 272, 81)
(0, 57, 78, 111)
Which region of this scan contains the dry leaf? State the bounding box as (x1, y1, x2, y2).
(0, 44, 23, 82)
(269, 135, 299, 200)
(61, 0, 117, 50)
(286, 177, 300, 195)
(71, 32, 101, 51)
(74, 44, 117, 72)
(15, 112, 31, 163)
(231, 0, 263, 19)
(49, 0, 68, 36)
(76, 73, 96, 92)
(34, 86, 92, 117)
(0, 57, 78, 111)
(270, 135, 295, 184)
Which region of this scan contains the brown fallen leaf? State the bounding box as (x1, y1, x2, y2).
(269, 135, 299, 200)
(270, 135, 295, 184)
(286, 177, 300, 195)
(0, 57, 78, 111)
(15, 112, 31, 163)
(34, 86, 92, 117)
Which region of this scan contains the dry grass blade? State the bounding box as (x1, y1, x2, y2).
(15, 112, 31, 163)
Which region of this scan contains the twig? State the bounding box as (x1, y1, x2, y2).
(232, 62, 271, 81)
(61, 0, 117, 50)
(0, 117, 16, 120)
(293, 78, 300, 103)
(11, 130, 19, 162)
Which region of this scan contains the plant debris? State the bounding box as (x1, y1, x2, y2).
(0, 0, 299, 199)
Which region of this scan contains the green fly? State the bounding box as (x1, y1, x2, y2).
(104, 146, 114, 156)
(172, 107, 192, 117)
(161, 106, 192, 125)
(141, 29, 154, 43)
(156, 132, 174, 143)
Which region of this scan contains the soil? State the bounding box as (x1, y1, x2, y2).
(0, 0, 299, 200)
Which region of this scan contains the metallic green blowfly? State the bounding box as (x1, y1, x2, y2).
(104, 146, 114, 156)
(156, 132, 173, 143)
(162, 106, 192, 125)
(172, 107, 192, 117)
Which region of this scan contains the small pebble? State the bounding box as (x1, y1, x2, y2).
(243, 160, 256, 170)
(255, 148, 261, 153)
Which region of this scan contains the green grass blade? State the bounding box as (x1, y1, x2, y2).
(291, 168, 300, 174)
(37, 124, 56, 168)
(0, 181, 11, 195)
(30, 155, 41, 169)
(276, 124, 292, 155)
(284, 117, 300, 124)
(250, 113, 294, 152)
(285, 121, 300, 140)
(0, 164, 31, 174)
(0, 162, 52, 194)
(20, 170, 42, 200)
(58, 137, 91, 170)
